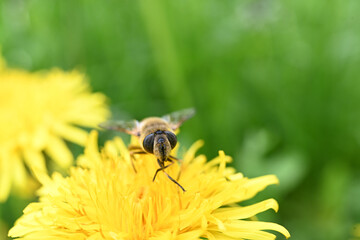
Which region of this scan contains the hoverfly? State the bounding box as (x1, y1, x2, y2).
(99, 108, 195, 192)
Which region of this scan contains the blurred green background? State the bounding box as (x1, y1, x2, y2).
(1, 0, 360, 239)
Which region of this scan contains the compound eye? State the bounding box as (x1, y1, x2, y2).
(165, 131, 177, 149)
(143, 133, 155, 153)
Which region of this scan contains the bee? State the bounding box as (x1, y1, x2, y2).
(99, 108, 195, 192)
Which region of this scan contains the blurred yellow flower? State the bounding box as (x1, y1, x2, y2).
(9, 131, 290, 240)
(0, 57, 109, 201)
(354, 224, 360, 238)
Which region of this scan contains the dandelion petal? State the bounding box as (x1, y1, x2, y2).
(45, 136, 73, 168)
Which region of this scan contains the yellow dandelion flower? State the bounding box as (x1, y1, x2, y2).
(0, 56, 109, 201)
(9, 131, 290, 240)
(354, 224, 360, 238)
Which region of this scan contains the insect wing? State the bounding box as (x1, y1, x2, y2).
(99, 119, 140, 136)
(162, 108, 195, 130)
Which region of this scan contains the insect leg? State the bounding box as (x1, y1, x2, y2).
(163, 171, 186, 192)
(129, 150, 147, 173)
(153, 159, 186, 192)
(152, 159, 173, 181)
(168, 155, 184, 181)
(128, 145, 143, 151)
(168, 155, 180, 161)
